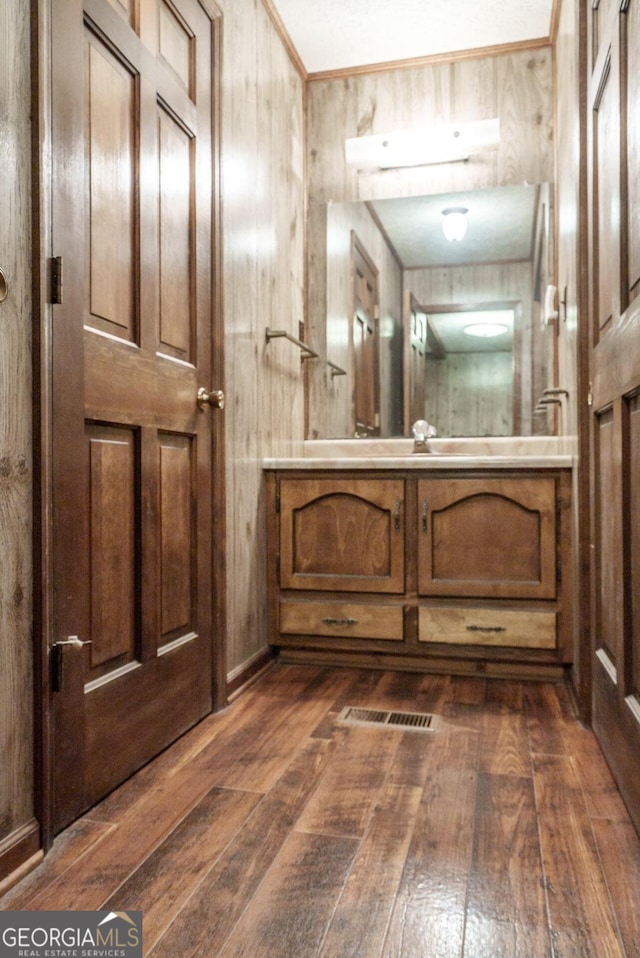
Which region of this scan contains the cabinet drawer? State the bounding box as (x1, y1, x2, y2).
(419, 607, 556, 649)
(280, 601, 404, 641)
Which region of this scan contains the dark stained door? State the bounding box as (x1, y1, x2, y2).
(351, 234, 380, 437)
(589, 0, 640, 832)
(50, 0, 223, 830)
(403, 291, 428, 434)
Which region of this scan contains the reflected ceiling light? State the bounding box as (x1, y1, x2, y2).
(463, 322, 509, 338)
(442, 207, 468, 242)
(344, 117, 500, 171)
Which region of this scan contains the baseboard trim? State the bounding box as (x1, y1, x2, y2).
(276, 648, 568, 682)
(0, 819, 42, 891)
(226, 647, 276, 702)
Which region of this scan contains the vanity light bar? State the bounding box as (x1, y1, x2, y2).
(345, 118, 500, 171)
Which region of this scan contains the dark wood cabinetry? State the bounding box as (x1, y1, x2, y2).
(266, 468, 572, 680)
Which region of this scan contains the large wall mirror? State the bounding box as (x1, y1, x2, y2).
(309, 183, 557, 439)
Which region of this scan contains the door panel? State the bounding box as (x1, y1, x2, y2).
(589, 0, 640, 833)
(51, 0, 221, 831)
(351, 235, 380, 437)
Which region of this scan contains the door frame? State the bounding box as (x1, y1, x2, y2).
(31, 0, 226, 851)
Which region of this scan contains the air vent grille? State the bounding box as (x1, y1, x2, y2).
(337, 706, 438, 732)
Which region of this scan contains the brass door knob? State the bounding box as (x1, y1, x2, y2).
(197, 387, 225, 410)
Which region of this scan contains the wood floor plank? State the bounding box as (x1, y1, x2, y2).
(592, 818, 640, 956)
(485, 679, 525, 711)
(310, 668, 388, 739)
(463, 773, 550, 958)
(532, 753, 626, 958)
(103, 786, 262, 951)
(445, 676, 487, 707)
(216, 670, 352, 792)
(0, 818, 116, 909)
(295, 725, 402, 838)
(479, 710, 532, 778)
(318, 782, 423, 958)
(523, 681, 578, 756)
(382, 722, 479, 958)
(217, 831, 358, 958)
(3, 669, 639, 958)
(147, 737, 336, 958)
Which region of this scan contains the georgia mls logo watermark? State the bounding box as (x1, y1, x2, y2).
(0, 911, 143, 958)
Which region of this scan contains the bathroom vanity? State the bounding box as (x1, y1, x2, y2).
(264, 439, 574, 680)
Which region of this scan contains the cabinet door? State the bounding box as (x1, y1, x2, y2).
(417, 477, 556, 599)
(279, 478, 404, 593)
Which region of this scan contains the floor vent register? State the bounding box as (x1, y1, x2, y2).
(336, 706, 439, 732)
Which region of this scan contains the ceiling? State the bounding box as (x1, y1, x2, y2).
(369, 184, 539, 269)
(271, 0, 555, 75)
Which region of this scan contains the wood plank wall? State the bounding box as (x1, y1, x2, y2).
(406, 261, 534, 437)
(204, 0, 307, 678)
(0, 0, 36, 871)
(306, 48, 556, 439)
(553, 0, 587, 704)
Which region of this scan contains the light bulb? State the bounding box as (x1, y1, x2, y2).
(442, 207, 468, 242)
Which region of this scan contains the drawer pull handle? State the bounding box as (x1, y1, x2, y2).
(421, 499, 428, 533)
(466, 625, 507, 633)
(323, 617, 358, 626)
(394, 498, 401, 532)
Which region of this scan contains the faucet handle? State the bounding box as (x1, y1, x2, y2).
(412, 419, 437, 441)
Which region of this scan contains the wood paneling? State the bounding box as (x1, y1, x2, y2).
(553, 0, 584, 709)
(0, 0, 34, 874)
(220, 0, 306, 678)
(625, 0, 640, 302)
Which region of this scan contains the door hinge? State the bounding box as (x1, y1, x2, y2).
(51, 256, 63, 304)
(275, 492, 281, 513)
(276, 554, 280, 576)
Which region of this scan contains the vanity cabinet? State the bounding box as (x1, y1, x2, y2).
(266, 467, 572, 679)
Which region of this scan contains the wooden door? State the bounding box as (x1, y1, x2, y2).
(588, 0, 640, 832)
(417, 477, 557, 599)
(351, 234, 380, 437)
(50, 0, 223, 831)
(403, 292, 428, 435)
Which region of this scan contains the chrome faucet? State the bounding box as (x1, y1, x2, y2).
(412, 419, 437, 454)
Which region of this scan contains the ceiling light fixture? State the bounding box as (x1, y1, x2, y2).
(442, 207, 468, 242)
(463, 322, 509, 338)
(344, 117, 500, 171)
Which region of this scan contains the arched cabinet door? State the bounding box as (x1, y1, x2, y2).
(279, 478, 405, 593)
(417, 476, 557, 599)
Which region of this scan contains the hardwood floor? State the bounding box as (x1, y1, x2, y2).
(2, 665, 640, 957)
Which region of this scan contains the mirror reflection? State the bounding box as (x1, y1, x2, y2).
(314, 183, 555, 439)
